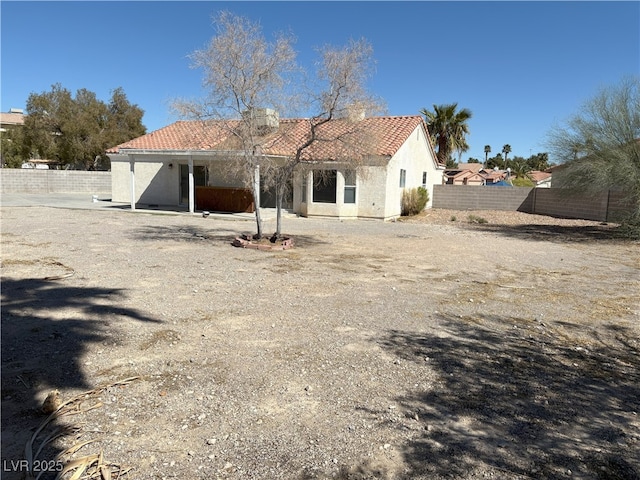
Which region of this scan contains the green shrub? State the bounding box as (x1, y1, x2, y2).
(512, 177, 534, 187)
(450, 215, 457, 222)
(401, 187, 430, 216)
(467, 214, 488, 224)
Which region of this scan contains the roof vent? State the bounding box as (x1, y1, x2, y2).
(337, 103, 365, 122)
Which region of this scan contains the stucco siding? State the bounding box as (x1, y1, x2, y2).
(356, 165, 388, 219)
(111, 155, 179, 205)
(384, 126, 441, 218)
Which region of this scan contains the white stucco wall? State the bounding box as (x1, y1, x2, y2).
(109, 125, 442, 218)
(384, 125, 442, 218)
(291, 125, 442, 220)
(355, 165, 389, 219)
(110, 154, 180, 204)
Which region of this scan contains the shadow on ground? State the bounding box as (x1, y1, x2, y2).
(375, 313, 640, 479)
(1, 277, 160, 479)
(466, 222, 637, 243)
(129, 224, 330, 248)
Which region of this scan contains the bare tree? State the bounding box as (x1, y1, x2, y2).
(173, 11, 297, 239)
(176, 13, 384, 239)
(547, 76, 640, 228)
(264, 38, 386, 238)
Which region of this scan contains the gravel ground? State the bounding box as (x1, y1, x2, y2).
(1, 205, 639, 480)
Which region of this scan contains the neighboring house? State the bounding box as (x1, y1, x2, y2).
(443, 163, 507, 186)
(527, 170, 552, 188)
(444, 169, 485, 185)
(106, 114, 444, 220)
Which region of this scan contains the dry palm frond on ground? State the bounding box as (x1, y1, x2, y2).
(25, 377, 139, 480)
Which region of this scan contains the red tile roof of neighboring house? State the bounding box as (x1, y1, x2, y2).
(456, 162, 483, 173)
(107, 115, 439, 163)
(0, 112, 25, 127)
(528, 170, 552, 183)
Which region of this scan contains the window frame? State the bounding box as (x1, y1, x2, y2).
(343, 169, 356, 204)
(399, 169, 407, 188)
(312, 169, 337, 204)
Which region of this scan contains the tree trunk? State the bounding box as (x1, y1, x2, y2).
(251, 182, 263, 239)
(275, 182, 283, 238)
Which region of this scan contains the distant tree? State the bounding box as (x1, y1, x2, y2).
(527, 152, 550, 171)
(104, 87, 146, 159)
(546, 76, 640, 228)
(486, 153, 503, 170)
(445, 157, 458, 169)
(22, 83, 145, 170)
(484, 145, 491, 167)
(502, 144, 512, 169)
(510, 157, 531, 178)
(1, 127, 27, 167)
(467, 158, 481, 163)
(420, 103, 472, 165)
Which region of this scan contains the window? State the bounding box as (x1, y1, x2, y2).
(399, 169, 406, 188)
(313, 170, 337, 203)
(344, 170, 356, 204)
(422, 171, 427, 189)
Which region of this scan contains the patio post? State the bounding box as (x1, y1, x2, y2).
(129, 156, 136, 211)
(188, 155, 195, 214)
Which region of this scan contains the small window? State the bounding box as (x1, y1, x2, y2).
(399, 169, 406, 188)
(313, 170, 337, 203)
(422, 171, 427, 188)
(344, 170, 356, 204)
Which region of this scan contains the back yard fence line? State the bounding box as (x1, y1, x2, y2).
(433, 185, 633, 223)
(0, 169, 111, 194)
(0, 170, 632, 222)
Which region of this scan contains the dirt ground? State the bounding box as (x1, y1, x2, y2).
(1, 206, 639, 480)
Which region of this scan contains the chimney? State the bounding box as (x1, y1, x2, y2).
(242, 108, 279, 134)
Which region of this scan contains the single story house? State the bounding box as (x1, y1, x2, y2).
(443, 163, 508, 186)
(106, 114, 444, 220)
(527, 170, 552, 188)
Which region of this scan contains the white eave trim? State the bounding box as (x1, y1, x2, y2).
(114, 149, 290, 161)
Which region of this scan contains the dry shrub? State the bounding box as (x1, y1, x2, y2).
(401, 187, 429, 216)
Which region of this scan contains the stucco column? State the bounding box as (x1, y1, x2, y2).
(129, 156, 136, 211)
(253, 165, 260, 210)
(188, 156, 195, 214)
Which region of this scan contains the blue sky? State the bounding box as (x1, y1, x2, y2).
(2, 1, 638, 163)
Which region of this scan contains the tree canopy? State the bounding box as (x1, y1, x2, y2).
(546, 76, 640, 226)
(177, 11, 384, 238)
(17, 84, 145, 169)
(175, 11, 298, 238)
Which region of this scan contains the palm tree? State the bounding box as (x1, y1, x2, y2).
(502, 144, 512, 169)
(420, 103, 473, 165)
(484, 145, 491, 167)
(511, 158, 530, 178)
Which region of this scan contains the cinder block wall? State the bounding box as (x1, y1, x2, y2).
(0, 170, 111, 194)
(531, 189, 608, 221)
(433, 185, 534, 211)
(433, 185, 633, 222)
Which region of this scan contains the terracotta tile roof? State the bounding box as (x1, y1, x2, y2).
(0, 112, 25, 126)
(528, 170, 552, 183)
(107, 115, 431, 161)
(456, 162, 483, 173)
